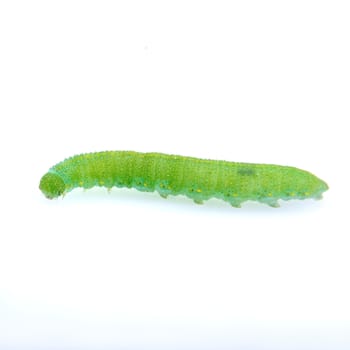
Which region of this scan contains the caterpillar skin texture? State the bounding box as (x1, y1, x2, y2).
(39, 151, 328, 207)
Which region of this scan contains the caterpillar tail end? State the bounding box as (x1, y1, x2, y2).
(39, 172, 66, 199)
(314, 178, 329, 200)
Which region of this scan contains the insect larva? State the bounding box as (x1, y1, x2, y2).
(39, 151, 328, 207)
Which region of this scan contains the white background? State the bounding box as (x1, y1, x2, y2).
(1, 1, 349, 349)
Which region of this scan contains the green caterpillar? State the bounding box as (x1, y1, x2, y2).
(39, 151, 328, 207)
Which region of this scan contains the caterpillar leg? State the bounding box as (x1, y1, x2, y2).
(155, 181, 173, 199)
(230, 203, 241, 208)
(260, 198, 280, 208)
(229, 199, 242, 208)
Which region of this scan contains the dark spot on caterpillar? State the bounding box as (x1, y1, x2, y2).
(237, 167, 256, 176)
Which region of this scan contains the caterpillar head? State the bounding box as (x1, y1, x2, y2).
(39, 172, 66, 199)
